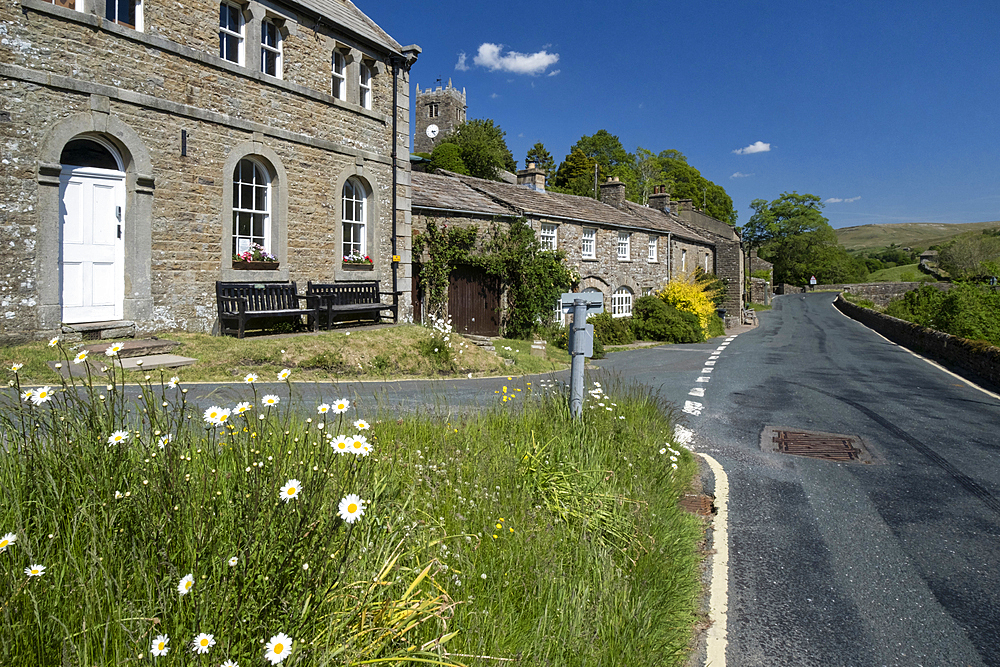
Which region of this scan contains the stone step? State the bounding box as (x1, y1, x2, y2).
(48, 353, 196, 378)
(81, 338, 180, 358)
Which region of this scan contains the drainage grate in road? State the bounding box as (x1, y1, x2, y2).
(762, 427, 872, 463)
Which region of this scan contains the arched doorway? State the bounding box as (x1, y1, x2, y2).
(59, 136, 126, 323)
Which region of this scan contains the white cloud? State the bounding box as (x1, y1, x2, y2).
(825, 196, 862, 203)
(733, 141, 771, 155)
(490, 93, 500, 99)
(731, 172, 754, 179)
(472, 43, 560, 75)
(455, 52, 469, 71)
(547, 69, 561, 77)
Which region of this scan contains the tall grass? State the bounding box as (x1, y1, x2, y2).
(1, 344, 703, 666)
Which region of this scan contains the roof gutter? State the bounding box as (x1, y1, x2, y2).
(412, 205, 517, 220)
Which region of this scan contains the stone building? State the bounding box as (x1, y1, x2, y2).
(412, 79, 466, 155)
(410, 166, 732, 334)
(0, 0, 419, 342)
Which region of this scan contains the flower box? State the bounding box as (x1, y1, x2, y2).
(341, 262, 374, 271)
(233, 261, 279, 270)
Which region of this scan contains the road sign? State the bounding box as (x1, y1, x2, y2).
(561, 292, 604, 314)
(569, 323, 594, 358)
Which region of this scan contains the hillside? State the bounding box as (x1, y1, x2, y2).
(836, 221, 1000, 252)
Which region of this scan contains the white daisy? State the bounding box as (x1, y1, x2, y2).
(115, 490, 123, 499)
(348, 434, 368, 455)
(317, 403, 330, 414)
(243, 372, 258, 384)
(105, 342, 123, 357)
(331, 435, 350, 454)
(279, 479, 301, 502)
(337, 494, 365, 523)
(73, 350, 88, 365)
(150, 634, 170, 657)
(332, 398, 350, 413)
(203, 406, 225, 425)
(107, 430, 129, 445)
(278, 368, 291, 380)
(262, 395, 280, 407)
(352, 419, 370, 430)
(30, 386, 54, 406)
(158, 434, 172, 449)
(0, 532, 16, 552)
(20, 389, 32, 403)
(191, 633, 216, 655)
(359, 442, 372, 457)
(24, 564, 45, 577)
(221, 661, 239, 667)
(264, 632, 293, 664)
(10, 362, 23, 373)
(228, 556, 238, 567)
(178, 573, 194, 595)
(167, 376, 180, 389)
(48, 336, 59, 347)
(234, 401, 252, 415)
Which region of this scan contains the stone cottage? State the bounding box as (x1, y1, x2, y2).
(0, 0, 419, 342)
(410, 166, 741, 334)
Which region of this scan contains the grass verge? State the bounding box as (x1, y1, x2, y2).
(1, 353, 703, 666)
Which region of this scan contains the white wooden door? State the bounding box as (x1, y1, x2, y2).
(60, 167, 125, 323)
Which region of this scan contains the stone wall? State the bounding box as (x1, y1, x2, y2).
(0, 0, 414, 340)
(750, 277, 770, 305)
(816, 282, 948, 308)
(834, 295, 1000, 389)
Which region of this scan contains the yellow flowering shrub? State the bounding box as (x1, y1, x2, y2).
(655, 272, 722, 336)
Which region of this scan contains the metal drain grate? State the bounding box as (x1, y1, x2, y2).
(772, 430, 862, 461)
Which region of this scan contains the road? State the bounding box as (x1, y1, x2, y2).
(597, 292, 1000, 667)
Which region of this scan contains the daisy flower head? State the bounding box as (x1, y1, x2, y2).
(178, 573, 194, 595)
(167, 376, 179, 389)
(265, 632, 293, 664)
(349, 434, 368, 455)
(228, 556, 238, 567)
(24, 564, 45, 577)
(73, 350, 88, 365)
(337, 494, 366, 523)
(107, 430, 129, 445)
(359, 442, 372, 457)
(48, 336, 59, 347)
(0, 532, 16, 552)
(243, 372, 258, 384)
(191, 633, 216, 655)
(222, 661, 239, 667)
(105, 342, 123, 357)
(278, 368, 291, 380)
(262, 394, 280, 407)
(353, 418, 370, 431)
(20, 389, 32, 403)
(332, 398, 350, 413)
(331, 435, 350, 454)
(150, 634, 170, 657)
(10, 362, 22, 373)
(31, 386, 54, 406)
(158, 434, 172, 449)
(234, 401, 252, 415)
(317, 403, 330, 415)
(204, 406, 225, 425)
(279, 479, 302, 502)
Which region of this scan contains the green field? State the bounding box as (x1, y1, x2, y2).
(836, 221, 1000, 252)
(865, 263, 937, 283)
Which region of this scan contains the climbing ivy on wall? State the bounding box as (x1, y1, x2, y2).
(412, 220, 478, 321)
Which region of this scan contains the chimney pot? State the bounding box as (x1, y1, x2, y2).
(528, 161, 536, 169)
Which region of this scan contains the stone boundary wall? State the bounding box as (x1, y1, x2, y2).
(816, 282, 948, 307)
(834, 295, 1000, 389)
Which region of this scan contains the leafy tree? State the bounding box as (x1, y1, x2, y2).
(938, 233, 1000, 280)
(657, 150, 736, 225)
(551, 149, 599, 197)
(435, 118, 515, 181)
(742, 192, 867, 285)
(634, 147, 670, 205)
(572, 130, 634, 177)
(525, 142, 556, 181)
(428, 143, 467, 175)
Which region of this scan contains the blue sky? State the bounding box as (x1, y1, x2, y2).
(365, 0, 1000, 229)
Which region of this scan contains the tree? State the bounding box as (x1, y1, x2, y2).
(524, 142, 556, 181)
(656, 150, 737, 225)
(551, 148, 598, 197)
(435, 118, 515, 181)
(571, 130, 634, 177)
(428, 142, 467, 175)
(938, 232, 1000, 280)
(741, 192, 866, 285)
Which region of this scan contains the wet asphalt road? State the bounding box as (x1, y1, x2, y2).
(596, 292, 1000, 667)
(176, 292, 1000, 665)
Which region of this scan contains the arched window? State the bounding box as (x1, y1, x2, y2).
(232, 159, 270, 255)
(342, 178, 367, 259)
(60, 137, 123, 171)
(611, 287, 633, 318)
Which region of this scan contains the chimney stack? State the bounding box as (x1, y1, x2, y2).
(516, 161, 546, 192)
(648, 184, 670, 213)
(599, 175, 626, 209)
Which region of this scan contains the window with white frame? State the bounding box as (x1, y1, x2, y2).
(617, 231, 630, 260)
(342, 178, 367, 258)
(612, 287, 633, 318)
(705, 253, 711, 272)
(648, 235, 657, 262)
(260, 19, 282, 77)
(332, 51, 347, 100)
(642, 287, 654, 297)
(232, 159, 271, 255)
(681, 248, 687, 272)
(106, 0, 142, 30)
(582, 227, 596, 259)
(359, 63, 372, 109)
(540, 223, 557, 251)
(219, 2, 244, 64)
(552, 299, 563, 323)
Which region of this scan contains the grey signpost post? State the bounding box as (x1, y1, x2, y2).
(562, 293, 602, 418)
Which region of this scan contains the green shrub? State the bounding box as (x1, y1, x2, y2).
(631, 296, 702, 343)
(706, 314, 725, 338)
(884, 283, 1000, 346)
(588, 311, 635, 346)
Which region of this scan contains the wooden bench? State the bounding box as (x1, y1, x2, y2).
(216, 281, 319, 338)
(306, 281, 398, 329)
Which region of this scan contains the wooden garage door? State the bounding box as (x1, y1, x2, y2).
(448, 265, 500, 336)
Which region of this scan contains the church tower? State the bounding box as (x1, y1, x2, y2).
(414, 79, 467, 154)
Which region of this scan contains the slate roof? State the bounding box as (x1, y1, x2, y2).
(411, 172, 513, 218)
(418, 172, 712, 245)
(290, 0, 403, 54)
